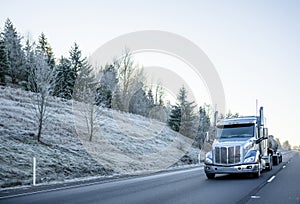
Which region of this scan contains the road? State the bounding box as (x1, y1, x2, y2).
(247, 151, 300, 204)
(0, 151, 299, 204)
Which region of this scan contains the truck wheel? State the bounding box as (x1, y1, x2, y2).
(253, 170, 261, 178)
(267, 156, 273, 171)
(206, 173, 215, 179)
(273, 156, 278, 165)
(253, 162, 261, 178)
(279, 155, 282, 163)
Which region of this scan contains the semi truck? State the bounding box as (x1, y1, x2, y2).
(204, 107, 281, 179)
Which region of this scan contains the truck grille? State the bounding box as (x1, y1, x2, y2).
(215, 146, 241, 165)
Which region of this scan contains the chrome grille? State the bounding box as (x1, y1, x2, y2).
(215, 146, 241, 165)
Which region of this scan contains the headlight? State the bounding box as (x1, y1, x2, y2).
(244, 150, 257, 163)
(205, 152, 213, 164)
(244, 156, 255, 163)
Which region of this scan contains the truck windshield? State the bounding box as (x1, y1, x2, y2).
(216, 124, 254, 138)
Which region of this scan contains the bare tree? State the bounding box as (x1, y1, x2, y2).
(115, 49, 144, 112)
(154, 82, 164, 106)
(119, 50, 134, 99)
(72, 67, 98, 142)
(28, 54, 55, 142)
(79, 82, 99, 142)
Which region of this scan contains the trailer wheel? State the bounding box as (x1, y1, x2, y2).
(273, 156, 278, 165)
(266, 158, 273, 171)
(206, 173, 215, 179)
(279, 155, 282, 163)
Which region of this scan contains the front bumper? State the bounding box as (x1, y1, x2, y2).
(204, 163, 259, 174)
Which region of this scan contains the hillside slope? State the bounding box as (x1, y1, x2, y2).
(0, 86, 196, 188)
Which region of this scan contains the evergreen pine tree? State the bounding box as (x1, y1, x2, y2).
(23, 39, 35, 89)
(147, 88, 154, 105)
(36, 33, 55, 69)
(112, 85, 124, 111)
(1, 18, 25, 84)
(168, 86, 197, 139)
(69, 43, 94, 100)
(180, 100, 197, 139)
(195, 106, 211, 148)
(69, 43, 82, 79)
(54, 57, 73, 99)
(168, 105, 181, 132)
(177, 86, 188, 107)
(0, 39, 9, 85)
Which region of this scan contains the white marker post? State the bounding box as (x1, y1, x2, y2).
(33, 157, 36, 186)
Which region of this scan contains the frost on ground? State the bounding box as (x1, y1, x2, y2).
(0, 86, 200, 188)
(0, 86, 113, 188)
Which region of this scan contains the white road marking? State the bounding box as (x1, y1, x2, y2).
(251, 195, 261, 199)
(267, 175, 276, 183)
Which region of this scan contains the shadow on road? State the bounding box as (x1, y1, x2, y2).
(213, 173, 262, 180)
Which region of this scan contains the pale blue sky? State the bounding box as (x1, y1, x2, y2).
(1, 0, 299, 146)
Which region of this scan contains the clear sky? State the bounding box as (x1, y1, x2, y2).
(1, 0, 299, 146)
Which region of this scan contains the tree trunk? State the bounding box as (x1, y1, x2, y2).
(37, 117, 43, 142)
(89, 105, 94, 142)
(37, 98, 45, 143)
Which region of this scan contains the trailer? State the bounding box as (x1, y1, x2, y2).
(268, 135, 282, 166)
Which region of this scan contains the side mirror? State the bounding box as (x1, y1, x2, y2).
(255, 138, 261, 144)
(255, 136, 268, 144)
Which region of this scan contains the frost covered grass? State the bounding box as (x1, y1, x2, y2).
(0, 86, 112, 188)
(0, 86, 200, 188)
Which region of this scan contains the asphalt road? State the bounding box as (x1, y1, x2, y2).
(247, 151, 300, 204)
(0, 151, 298, 204)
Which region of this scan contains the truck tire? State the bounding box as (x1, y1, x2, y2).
(266, 159, 273, 171)
(253, 162, 261, 178)
(206, 173, 215, 179)
(279, 155, 282, 163)
(253, 170, 261, 178)
(273, 156, 278, 165)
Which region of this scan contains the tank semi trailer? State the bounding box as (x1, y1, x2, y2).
(204, 107, 282, 179)
(268, 135, 282, 165)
